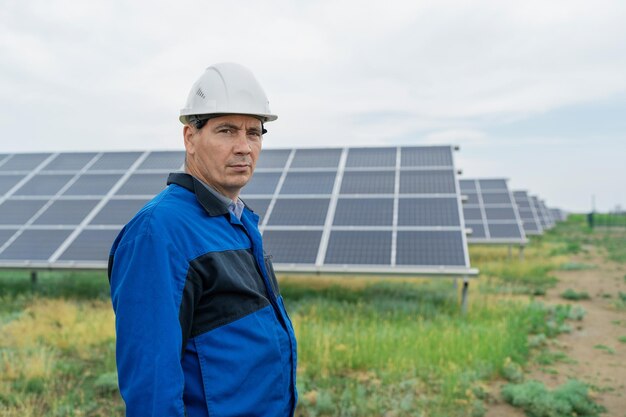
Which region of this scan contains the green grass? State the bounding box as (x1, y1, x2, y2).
(593, 344, 615, 354)
(618, 336, 626, 344)
(1, 215, 624, 416)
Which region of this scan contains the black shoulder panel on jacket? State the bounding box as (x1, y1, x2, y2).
(179, 248, 272, 348)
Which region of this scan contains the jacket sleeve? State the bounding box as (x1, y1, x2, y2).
(110, 232, 187, 417)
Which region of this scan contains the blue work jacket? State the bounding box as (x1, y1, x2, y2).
(108, 173, 297, 417)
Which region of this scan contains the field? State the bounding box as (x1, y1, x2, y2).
(1, 215, 625, 416)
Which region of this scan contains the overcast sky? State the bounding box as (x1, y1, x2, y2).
(1, 0, 625, 212)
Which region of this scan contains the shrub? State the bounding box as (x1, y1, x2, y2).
(501, 379, 605, 417)
(560, 289, 591, 301)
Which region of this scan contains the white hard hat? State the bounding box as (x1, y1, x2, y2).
(180, 62, 277, 124)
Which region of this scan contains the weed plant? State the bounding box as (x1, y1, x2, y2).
(501, 379, 605, 417)
(560, 288, 591, 301)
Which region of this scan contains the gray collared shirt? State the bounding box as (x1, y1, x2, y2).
(196, 178, 245, 220)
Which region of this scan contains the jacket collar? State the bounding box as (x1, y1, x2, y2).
(167, 172, 229, 217)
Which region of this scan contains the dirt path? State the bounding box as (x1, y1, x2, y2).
(486, 247, 626, 417)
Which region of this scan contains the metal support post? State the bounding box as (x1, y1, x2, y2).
(461, 276, 469, 314)
(519, 245, 525, 261)
(31, 270, 38, 291)
(507, 244, 512, 261)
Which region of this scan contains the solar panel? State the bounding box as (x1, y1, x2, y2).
(0, 200, 48, 224)
(279, 172, 336, 195)
(513, 191, 543, 235)
(0, 147, 476, 276)
(400, 170, 456, 194)
(34, 200, 99, 225)
(291, 148, 342, 168)
(460, 179, 526, 244)
(14, 174, 74, 196)
(266, 198, 330, 226)
(137, 151, 184, 170)
(262, 230, 323, 264)
(325, 231, 392, 265)
(333, 198, 393, 226)
(242, 172, 281, 195)
(0, 153, 51, 171)
(0, 175, 25, 194)
(90, 199, 150, 225)
(0, 230, 72, 261)
(89, 152, 142, 170)
(345, 147, 396, 167)
(398, 198, 460, 226)
(58, 229, 120, 262)
(43, 153, 98, 171)
(255, 149, 291, 169)
(63, 174, 123, 196)
(340, 171, 395, 194)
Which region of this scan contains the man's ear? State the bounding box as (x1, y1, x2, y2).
(183, 125, 195, 155)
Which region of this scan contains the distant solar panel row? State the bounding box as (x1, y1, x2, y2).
(0, 147, 476, 275)
(459, 179, 526, 244)
(513, 191, 543, 235)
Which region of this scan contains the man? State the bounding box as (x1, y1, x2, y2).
(108, 63, 297, 417)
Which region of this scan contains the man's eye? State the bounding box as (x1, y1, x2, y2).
(219, 128, 234, 134)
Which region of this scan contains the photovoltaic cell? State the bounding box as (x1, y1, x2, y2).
(478, 179, 507, 191)
(523, 220, 540, 232)
(256, 149, 291, 169)
(345, 147, 396, 167)
(290, 149, 341, 168)
(462, 207, 483, 221)
(34, 200, 99, 225)
(340, 171, 395, 194)
(138, 151, 184, 170)
(262, 230, 322, 264)
(467, 223, 486, 238)
(459, 180, 476, 192)
(89, 152, 142, 170)
(0, 229, 17, 247)
(267, 198, 330, 226)
(481, 192, 512, 205)
(400, 170, 456, 194)
(489, 224, 523, 238)
(484, 207, 516, 220)
(13, 174, 73, 196)
(44, 153, 97, 171)
(280, 172, 336, 195)
(0, 229, 72, 260)
(0, 175, 25, 194)
(241, 172, 281, 195)
(116, 174, 166, 196)
(324, 231, 392, 265)
(396, 231, 465, 266)
(0, 153, 50, 171)
(333, 198, 393, 226)
(242, 198, 272, 221)
(401, 146, 452, 167)
(63, 174, 123, 196)
(398, 198, 460, 226)
(90, 199, 149, 225)
(58, 229, 119, 262)
(464, 193, 479, 205)
(0, 200, 47, 224)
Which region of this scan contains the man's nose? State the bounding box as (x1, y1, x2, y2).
(232, 132, 252, 154)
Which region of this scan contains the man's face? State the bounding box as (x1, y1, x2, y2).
(184, 114, 263, 200)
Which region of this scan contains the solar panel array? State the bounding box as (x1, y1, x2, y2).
(513, 191, 543, 235)
(0, 147, 476, 276)
(459, 179, 527, 244)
